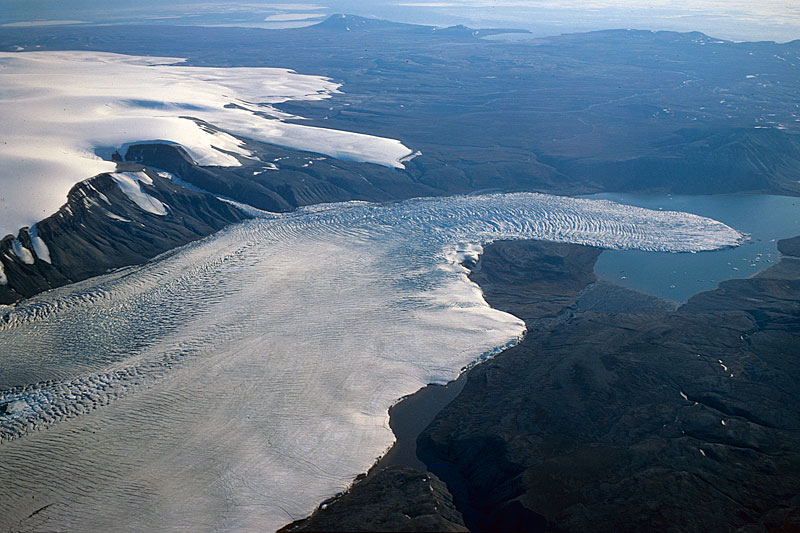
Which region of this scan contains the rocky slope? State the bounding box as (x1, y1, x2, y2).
(124, 142, 440, 213)
(420, 239, 800, 531)
(281, 467, 468, 532)
(0, 164, 249, 304)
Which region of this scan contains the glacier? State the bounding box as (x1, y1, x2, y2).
(0, 50, 413, 237)
(0, 192, 741, 531)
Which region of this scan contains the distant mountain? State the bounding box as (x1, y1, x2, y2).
(310, 14, 529, 40)
(546, 127, 800, 195)
(312, 14, 427, 33)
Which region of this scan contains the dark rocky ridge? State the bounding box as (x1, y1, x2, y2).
(124, 141, 441, 213)
(289, 237, 800, 531)
(281, 466, 468, 532)
(466, 240, 602, 323)
(0, 164, 249, 304)
(2, 129, 446, 305)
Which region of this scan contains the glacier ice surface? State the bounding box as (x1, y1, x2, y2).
(0, 192, 741, 530)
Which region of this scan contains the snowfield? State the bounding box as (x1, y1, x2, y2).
(0, 51, 414, 236)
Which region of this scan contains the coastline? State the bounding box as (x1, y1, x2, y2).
(281, 239, 603, 531)
(370, 373, 469, 474)
(283, 235, 800, 532)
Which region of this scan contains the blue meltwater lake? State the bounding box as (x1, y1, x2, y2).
(589, 193, 800, 301)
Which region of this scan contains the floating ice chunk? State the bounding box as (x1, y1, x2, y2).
(109, 172, 168, 216)
(10, 239, 34, 264)
(699, 449, 706, 457)
(28, 224, 51, 264)
(680, 391, 689, 401)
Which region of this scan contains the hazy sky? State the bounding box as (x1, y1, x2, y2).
(3, 0, 800, 42)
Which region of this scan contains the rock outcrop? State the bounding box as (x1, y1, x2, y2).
(419, 238, 800, 531)
(0, 164, 250, 304)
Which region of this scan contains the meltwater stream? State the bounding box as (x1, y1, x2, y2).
(0, 193, 741, 531)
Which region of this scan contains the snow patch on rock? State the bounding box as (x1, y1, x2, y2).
(28, 224, 51, 264)
(109, 172, 168, 216)
(10, 239, 34, 265)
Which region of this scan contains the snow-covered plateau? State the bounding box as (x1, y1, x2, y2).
(0, 192, 742, 531)
(0, 50, 414, 237)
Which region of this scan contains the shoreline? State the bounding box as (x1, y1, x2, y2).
(281, 239, 604, 531)
(282, 236, 800, 531)
(369, 372, 469, 474)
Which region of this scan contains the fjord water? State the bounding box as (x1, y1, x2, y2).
(591, 193, 800, 301)
(0, 193, 740, 531)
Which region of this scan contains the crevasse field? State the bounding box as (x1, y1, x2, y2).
(0, 192, 741, 531)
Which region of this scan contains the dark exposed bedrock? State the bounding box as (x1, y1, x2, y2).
(280, 466, 468, 532)
(0, 164, 250, 305)
(418, 238, 800, 532)
(123, 142, 442, 213)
